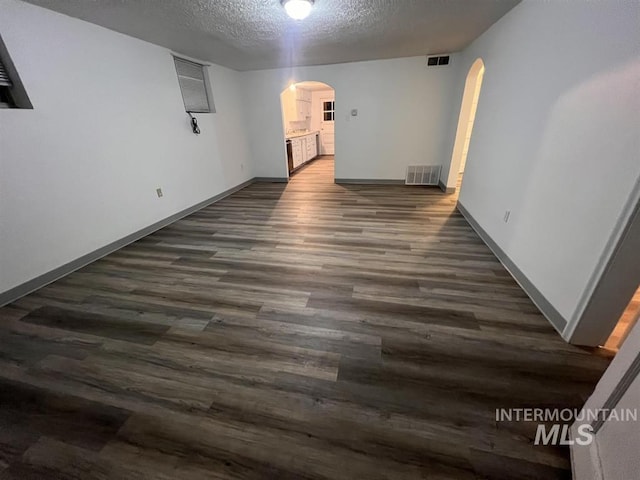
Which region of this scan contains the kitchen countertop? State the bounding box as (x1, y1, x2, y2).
(286, 130, 319, 140)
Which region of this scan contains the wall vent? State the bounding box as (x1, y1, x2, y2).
(405, 165, 441, 185)
(427, 55, 450, 67)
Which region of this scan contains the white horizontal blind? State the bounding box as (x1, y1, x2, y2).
(0, 59, 12, 87)
(174, 57, 211, 113)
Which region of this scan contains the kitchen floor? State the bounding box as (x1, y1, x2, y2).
(289, 153, 332, 179)
(0, 157, 610, 479)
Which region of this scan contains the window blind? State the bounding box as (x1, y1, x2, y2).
(174, 57, 211, 113)
(0, 59, 12, 87)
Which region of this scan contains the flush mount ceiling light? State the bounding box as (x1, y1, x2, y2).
(282, 0, 314, 20)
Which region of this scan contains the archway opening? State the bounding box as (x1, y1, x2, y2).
(447, 58, 485, 192)
(280, 81, 335, 180)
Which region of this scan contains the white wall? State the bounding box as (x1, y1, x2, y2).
(241, 56, 461, 180)
(571, 321, 640, 480)
(0, 0, 252, 295)
(451, 0, 640, 334)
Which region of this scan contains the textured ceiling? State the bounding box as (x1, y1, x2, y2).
(23, 0, 521, 71)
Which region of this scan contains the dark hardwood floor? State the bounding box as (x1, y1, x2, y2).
(0, 156, 611, 479)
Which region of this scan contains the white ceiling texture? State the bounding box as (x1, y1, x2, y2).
(23, 0, 521, 71)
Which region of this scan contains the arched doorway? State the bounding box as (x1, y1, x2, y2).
(280, 81, 335, 179)
(446, 58, 485, 191)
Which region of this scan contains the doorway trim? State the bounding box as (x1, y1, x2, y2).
(279, 80, 336, 181)
(441, 58, 485, 193)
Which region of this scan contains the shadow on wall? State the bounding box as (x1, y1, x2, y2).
(510, 57, 640, 344)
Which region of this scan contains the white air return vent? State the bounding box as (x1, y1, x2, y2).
(405, 165, 441, 185)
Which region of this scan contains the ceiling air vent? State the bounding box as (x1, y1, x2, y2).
(427, 55, 450, 67)
(405, 165, 441, 186)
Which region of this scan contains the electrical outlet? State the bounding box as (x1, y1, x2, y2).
(156, 188, 163, 198)
(503, 210, 511, 223)
(351, 109, 358, 116)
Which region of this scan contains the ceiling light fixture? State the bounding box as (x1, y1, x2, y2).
(282, 0, 314, 20)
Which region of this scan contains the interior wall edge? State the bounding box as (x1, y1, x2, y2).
(438, 180, 456, 194)
(0, 177, 257, 308)
(457, 201, 569, 339)
(565, 177, 640, 343)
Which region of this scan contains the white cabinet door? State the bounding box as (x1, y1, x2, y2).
(286, 87, 312, 123)
(284, 89, 309, 122)
(292, 139, 303, 168)
(305, 135, 315, 161)
(301, 137, 307, 163)
(296, 88, 311, 102)
(293, 88, 312, 119)
(296, 100, 309, 120)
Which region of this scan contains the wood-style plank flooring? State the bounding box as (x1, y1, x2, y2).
(604, 286, 640, 351)
(0, 156, 611, 479)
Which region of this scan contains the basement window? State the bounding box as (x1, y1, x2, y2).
(173, 56, 215, 113)
(0, 35, 33, 109)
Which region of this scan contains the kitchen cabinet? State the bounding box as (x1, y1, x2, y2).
(296, 100, 310, 121)
(287, 133, 319, 172)
(295, 88, 311, 102)
(291, 138, 304, 168)
(300, 137, 306, 164)
(283, 87, 311, 123)
(305, 135, 317, 160)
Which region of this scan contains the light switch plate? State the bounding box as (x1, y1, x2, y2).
(156, 188, 163, 198)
